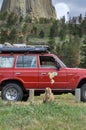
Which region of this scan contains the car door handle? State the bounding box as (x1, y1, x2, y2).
(41, 72, 47, 75)
(15, 72, 21, 75)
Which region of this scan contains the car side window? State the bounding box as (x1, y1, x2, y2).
(16, 55, 36, 68)
(0, 56, 14, 68)
(39, 56, 57, 68)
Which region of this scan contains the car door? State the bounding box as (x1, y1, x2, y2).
(38, 55, 67, 90)
(14, 54, 38, 89)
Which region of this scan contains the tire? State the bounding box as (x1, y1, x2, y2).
(81, 83, 86, 102)
(1, 83, 23, 101)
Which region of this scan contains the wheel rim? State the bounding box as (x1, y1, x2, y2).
(5, 88, 18, 101)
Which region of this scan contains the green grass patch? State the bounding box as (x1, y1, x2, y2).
(0, 94, 86, 130)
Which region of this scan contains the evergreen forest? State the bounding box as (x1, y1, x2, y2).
(0, 11, 86, 68)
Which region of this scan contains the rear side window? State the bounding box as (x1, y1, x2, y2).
(16, 55, 36, 68)
(0, 56, 14, 68)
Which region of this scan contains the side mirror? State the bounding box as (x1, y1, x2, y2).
(56, 62, 61, 70)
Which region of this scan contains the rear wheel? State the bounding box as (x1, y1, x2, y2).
(1, 83, 23, 101)
(81, 83, 86, 102)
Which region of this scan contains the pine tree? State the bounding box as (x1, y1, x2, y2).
(39, 30, 45, 38)
(0, 29, 9, 43)
(9, 28, 17, 43)
(49, 20, 59, 38)
(80, 38, 86, 68)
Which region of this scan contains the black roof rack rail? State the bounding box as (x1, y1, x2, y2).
(0, 45, 50, 53)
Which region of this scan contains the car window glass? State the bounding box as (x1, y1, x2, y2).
(0, 56, 14, 68)
(39, 56, 56, 68)
(16, 55, 36, 68)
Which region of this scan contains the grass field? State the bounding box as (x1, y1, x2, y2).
(0, 93, 86, 130)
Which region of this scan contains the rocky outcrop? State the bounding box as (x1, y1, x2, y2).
(1, 0, 26, 15)
(1, 0, 56, 19)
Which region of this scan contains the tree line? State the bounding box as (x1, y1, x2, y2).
(0, 11, 86, 68)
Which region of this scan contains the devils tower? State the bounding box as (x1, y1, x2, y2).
(1, 0, 56, 19)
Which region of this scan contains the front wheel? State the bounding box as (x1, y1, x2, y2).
(81, 83, 86, 102)
(1, 83, 23, 101)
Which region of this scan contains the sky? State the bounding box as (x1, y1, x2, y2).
(53, 0, 86, 20)
(0, 0, 86, 21)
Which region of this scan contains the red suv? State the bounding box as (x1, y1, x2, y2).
(0, 46, 86, 102)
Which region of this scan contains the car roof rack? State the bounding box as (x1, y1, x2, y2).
(0, 45, 50, 53)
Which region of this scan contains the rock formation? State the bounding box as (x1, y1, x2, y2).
(1, 0, 56, 19)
